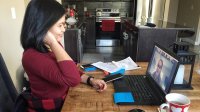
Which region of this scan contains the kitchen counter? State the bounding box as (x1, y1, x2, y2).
(64, 17, 87, 63)
(121, 18, 194, 62)
(122, 18, 194, 30)
(152, 21, 192, 30)
(64, 17, 96, 62)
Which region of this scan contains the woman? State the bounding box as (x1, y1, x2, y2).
(20, 0, 107, 111)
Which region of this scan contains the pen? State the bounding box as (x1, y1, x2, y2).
(80, 65, 84, 69)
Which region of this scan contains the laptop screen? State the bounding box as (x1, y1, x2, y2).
(147, 44, 179, 94)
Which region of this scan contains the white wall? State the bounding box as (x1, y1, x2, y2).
(0, 0, 25, 92)
(176, 0, 200, 45)
(196, 16, 200, 45)
(151, 0, 166, 22)
(163, 0, 169, 21)
(136, 0, 170, 25)
(167, 0, 179, 23)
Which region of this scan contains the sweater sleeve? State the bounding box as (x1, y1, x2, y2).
(22, 50, 81, 87)
(57, 60, 81, 87)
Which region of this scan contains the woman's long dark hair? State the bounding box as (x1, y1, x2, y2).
(20, 0, 65, 52)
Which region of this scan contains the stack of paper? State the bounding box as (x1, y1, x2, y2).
(92, 57, 141, 73)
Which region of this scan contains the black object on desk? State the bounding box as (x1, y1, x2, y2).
(128, 109, 145, 112)
(102, 74, 124, 83)
(173, 42, 189, 53)
(172, 51, 196, 89)
(170, 41, 196, 89)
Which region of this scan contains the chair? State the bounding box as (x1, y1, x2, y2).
(0, 53, 18, 112)
(177, 30, 195, 42)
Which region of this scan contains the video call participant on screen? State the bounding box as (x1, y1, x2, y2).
(152, 59, 164, 84)
(20, 0, 107, 111)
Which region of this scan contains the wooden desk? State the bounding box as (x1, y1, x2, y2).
(61, 62, 200, 112)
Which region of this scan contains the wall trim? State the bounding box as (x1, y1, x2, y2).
(196, 16, 200, 45)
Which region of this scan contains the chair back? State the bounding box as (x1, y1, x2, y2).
(0, 53, 18, 112)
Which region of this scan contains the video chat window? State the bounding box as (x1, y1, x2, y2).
(148, 46, 177, 92)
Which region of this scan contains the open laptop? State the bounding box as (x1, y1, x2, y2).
(113, 43, 179, 105)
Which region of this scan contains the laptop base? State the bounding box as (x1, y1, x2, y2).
(113, 75, 165, 105)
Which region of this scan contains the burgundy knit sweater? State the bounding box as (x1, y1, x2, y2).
(22, 48, 81, 99)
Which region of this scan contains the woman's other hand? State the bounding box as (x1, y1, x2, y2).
(90, 78, 107, 92)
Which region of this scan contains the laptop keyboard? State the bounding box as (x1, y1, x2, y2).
(113, 75, 162, 105)
(126, 75, 157, 104)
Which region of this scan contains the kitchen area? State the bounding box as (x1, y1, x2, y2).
(61, 0, 197, 63)
(1, 1, 200, 111)
(62, 0, 135, 63)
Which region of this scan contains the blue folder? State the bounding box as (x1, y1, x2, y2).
(80, 64, 97, 72)
(113, 92, 134, 104)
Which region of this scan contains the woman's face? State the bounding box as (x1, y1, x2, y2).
(49, 15, 66, 42)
